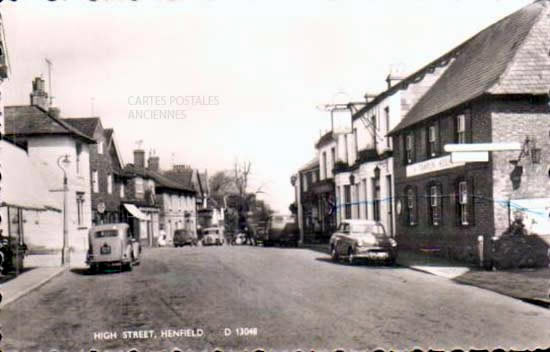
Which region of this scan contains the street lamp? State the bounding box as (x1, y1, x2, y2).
(57, 154, 71, 266)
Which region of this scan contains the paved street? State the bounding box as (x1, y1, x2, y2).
(2, 246, 550, 351)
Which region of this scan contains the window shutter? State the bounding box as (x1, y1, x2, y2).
(438, 183, 444, 226)
(413, 185, 419, 225)
(453, 179, 461, 226)
(468, 176, 476, 226)
(411, 132, 416, 163)
(436, 120, 441, 155)
(399, 133, 407, 166)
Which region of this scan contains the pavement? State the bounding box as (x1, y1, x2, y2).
(304, 243, 550, 308)
(0, 266, 65, 309)
(0, 251, 87, 309)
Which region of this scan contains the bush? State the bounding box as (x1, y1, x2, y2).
(491, 219, 550, 269)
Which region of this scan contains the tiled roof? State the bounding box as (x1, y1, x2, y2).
(150, 170, 195, 193)
(62, 117, 101, 139)
(315, 131, 335, 149)
(163, 168, 196, 190)
(123, 164, 195, 193)
(104, 128, 114, 142)
(198, 172, 208, 193)
(298, 156, 319, 172)
(4, 105, 95, 143)
(390, 0, 550, 134)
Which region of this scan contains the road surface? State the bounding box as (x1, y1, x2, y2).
(2, 246, 550, 351)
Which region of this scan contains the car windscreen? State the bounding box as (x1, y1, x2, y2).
(350, 224, 385, 235)
(94, 230, 119, 238)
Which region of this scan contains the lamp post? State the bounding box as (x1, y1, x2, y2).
(57, 154, 71, 266)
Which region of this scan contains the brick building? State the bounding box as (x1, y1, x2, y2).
(388, 0, 550, 265)
(293, 157, 322, 242)
(63, 117, 129, 225)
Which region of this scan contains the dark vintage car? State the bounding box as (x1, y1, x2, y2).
(329, 220, 397, 265)
(173, 229, 198, 247)
(257, 214, 298, 247)
(86, 223, 141, 272)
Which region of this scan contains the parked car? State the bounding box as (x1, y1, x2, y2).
(173, 229, 198, 247)
(257, 214, 298, 246)
(329, 219, 397, 265)
(202, 227, 224, 246)
(86, 223, 141, 272)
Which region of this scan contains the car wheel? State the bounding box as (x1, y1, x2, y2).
(348, 248, 356, 265)
(331, 246, 339, 262)
(89, 263, 98, 274)
(122, 261, 133, 272)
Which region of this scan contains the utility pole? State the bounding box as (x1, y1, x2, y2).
(45, 58, 54, 106)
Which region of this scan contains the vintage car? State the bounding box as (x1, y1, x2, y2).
(86, 223, 141, 272)
(173, 229, 198, 247)
(202, 227, 224, 246)
(329, 219, 397, 265)
(258, 214, 298, 247)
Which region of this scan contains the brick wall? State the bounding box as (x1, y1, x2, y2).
(393, 99, 495, 264)
(490, 96, 550, 236)
(89, 127, 125, 220)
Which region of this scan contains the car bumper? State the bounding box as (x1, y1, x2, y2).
(354, 247, 397, 260)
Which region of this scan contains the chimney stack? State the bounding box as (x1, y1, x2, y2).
(48, 107, 60, 119)
(385, 73, 404, 89)
(30, 77, 49, 110)
(148, 155, 160, 172)
(134, 149, 145, 169)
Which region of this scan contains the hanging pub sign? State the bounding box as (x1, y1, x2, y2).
(97, 202, 106, 214)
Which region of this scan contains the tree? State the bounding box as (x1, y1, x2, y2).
(209, 170, 236, 202)
(234, 160, 252, 197)
(209, 160, 265, 233)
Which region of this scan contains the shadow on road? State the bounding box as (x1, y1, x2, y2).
(314, 256, 401, 269)
(70, 267, 126, 276)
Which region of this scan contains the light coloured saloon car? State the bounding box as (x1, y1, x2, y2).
(201, 227, 224, 246)
(329, 220, 397, 265)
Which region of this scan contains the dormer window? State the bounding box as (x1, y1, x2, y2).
(456, 115, 466, 144)
(427, 124, 438, 158)
(98, 141, 104, 154)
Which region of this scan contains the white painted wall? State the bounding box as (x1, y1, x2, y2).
(25, 136, 92, 251)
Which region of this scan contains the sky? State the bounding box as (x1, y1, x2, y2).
(1, 0, 533, 212)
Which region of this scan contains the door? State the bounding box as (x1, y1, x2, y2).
(336, 222, 350, 255)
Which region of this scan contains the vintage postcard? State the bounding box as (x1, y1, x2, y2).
(1, 0, 549, 351)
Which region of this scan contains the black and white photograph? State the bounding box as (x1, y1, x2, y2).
(1, 0, 550, 351)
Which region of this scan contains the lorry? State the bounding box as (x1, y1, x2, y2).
(254, 214, 299, 247)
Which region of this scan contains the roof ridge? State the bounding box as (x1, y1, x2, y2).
(488, 1, 549, 93)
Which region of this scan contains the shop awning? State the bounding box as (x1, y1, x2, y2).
(0, 140, 60, 211)
(123, 203, 149, 221)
